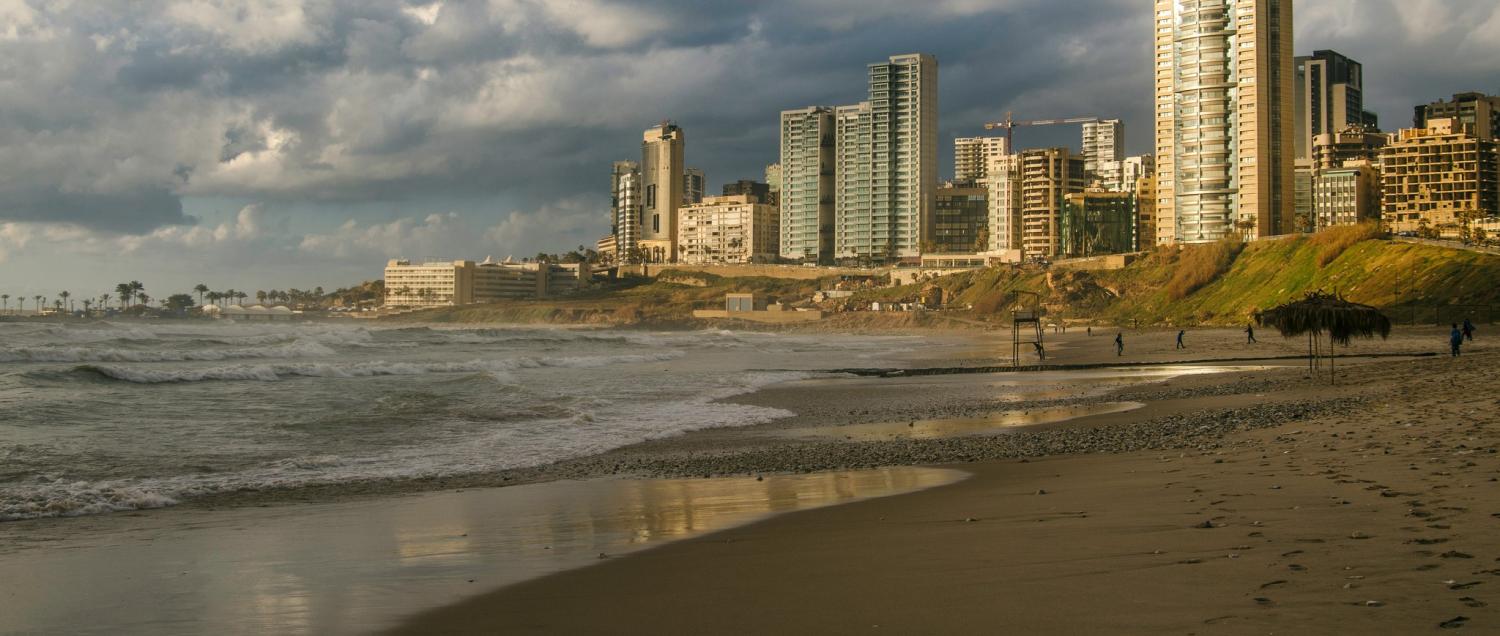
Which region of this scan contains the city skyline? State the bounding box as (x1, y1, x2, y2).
(0, 0, 1497, 296)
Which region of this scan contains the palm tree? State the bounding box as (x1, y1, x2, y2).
(129, 281, 144, 307)
(1, 294, 8, 315)
(256, 290, 267, 306)
(16, 296, 24, 314)
(207, 291, 222, 307)
(236, 291, 248, 306)
(115, 283, 133, 309)
(34, 295, 45, 315)
(137, 293, 151, 308)
(82, 299, 93, 316)
(59, 291, 71, 312)
(194, 284, 209, 307)
(99, 294, 111, 312)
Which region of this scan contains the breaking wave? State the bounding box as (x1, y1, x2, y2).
(73, 351, 685, 384)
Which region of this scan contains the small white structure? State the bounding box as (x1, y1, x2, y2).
(221, 305, 298, 321)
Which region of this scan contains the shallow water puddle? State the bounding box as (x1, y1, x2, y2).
(0, 467, 964, 636)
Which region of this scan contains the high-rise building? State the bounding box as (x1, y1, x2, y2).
(1415, 93, 1500, 142)
(933, 184, 988, 254)
(982, 153, 1023, 254)
(834, 53, 939, 264)
(780, 106, 836, 263)
(765, 164, 782, 194)
(1081, 119, 1124, 178)
(1154, 0, 1296, 244)
(1312, 126, 1389, 172)
(1380, 118, 1500, 233)
(1020, 148, 1087, 259)
(1098, 154, 1155, 193)
(954, 136, 1009, 184)
(1314, 162, 1381, 230)
(677, 195, 781, 265)
(610, 160, 643, 256)
(640, 122, 685, 263)
(722, 180, 773, 205)
(1295, 50, 1379, 160)
(684, 168, 706, 205)
(1061, 190, 1139, 258)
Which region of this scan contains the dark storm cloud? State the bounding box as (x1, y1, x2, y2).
(0, 0, 1494, 241)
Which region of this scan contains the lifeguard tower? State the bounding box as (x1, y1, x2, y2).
(1011, 290, 1044, 366)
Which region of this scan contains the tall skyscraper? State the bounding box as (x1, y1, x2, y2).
(1416, 92, 1500, 142)
(640, 122, 685, 262)
(1295, 50, 1378, 160)
(683, 167, 705, 205)
(834, 53, 938, 263)
(1081, 119, 1124, 178)
(1154, 0, 1296, 244)
(780, 107, 836, 263)
(610, 161, 642, 255)
(954, 136, 1008, 184)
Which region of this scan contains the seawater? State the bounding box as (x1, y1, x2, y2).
(0, 321, 929, 521)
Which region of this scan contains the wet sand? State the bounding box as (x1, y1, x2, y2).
(0, 468, 962, 635)
(400, 327, 1500, 634)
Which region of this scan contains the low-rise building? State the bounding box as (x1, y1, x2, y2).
(933, 185, 988, 254)
(1314, 161, 1382, 230)
(1380, 118, 1500, 234)
(384, 259, 585, 308)
(1060, 190, 1138, 259)
(676, 194, 780, 265)
(1313, 126, 1388, 172)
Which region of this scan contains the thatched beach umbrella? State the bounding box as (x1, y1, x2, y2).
(1256, 292, 1391, 383)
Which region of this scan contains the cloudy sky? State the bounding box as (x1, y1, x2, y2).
(0, 0, 1497, 300)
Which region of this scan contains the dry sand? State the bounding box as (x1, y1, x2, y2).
(396, 327, 1500, 634)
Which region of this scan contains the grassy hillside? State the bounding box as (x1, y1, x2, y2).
(870, 226, 1500, 327)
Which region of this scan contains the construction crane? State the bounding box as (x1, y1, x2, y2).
(983, 112, 1100, 150)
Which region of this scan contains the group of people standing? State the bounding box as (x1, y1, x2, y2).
(1451, 319, 1478, 356)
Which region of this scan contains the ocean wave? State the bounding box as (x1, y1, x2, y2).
(0, 481, 178, 522)
(0, 340, 338, 363)
(74, 351, 685, 384)
(0, 366, 808, 521)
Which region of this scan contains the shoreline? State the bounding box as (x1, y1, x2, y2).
(397, 347, 1500, 634)
(1, 326, 1452, 524)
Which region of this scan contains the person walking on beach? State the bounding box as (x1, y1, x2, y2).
(1462, 318, 1476, 342)
(1176, 330, 1186, 350)
(1114, 332, 1124, 357)
(1451, 324, 1464, 357)
(1245, 323, 1257, 344)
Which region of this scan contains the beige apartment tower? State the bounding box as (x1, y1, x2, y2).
(954, 136, 1009, 185)
(677, 195, 781, 265)
(640, 122, 685, 262)
(780, 106, 836, 263)
(1154, 0, 1296, 245)
(1380, 119, 1500, 233)
(1020, 148, 1087, 259)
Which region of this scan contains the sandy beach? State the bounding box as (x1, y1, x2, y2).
(4, 324, 1495, 634)
(394, 326, 1500, 634)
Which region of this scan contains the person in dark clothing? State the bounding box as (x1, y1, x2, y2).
(1245, 324, 1257, 344)
(1176, 330, 1186, 349)
(1462, 318, 1476, 342)
(1451, 324, 1464, 357)
(1114, 333, 1124, 357)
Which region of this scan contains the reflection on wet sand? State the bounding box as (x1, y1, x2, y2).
(0, 467, 964, 636)
(782, 402, 1147, 441)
